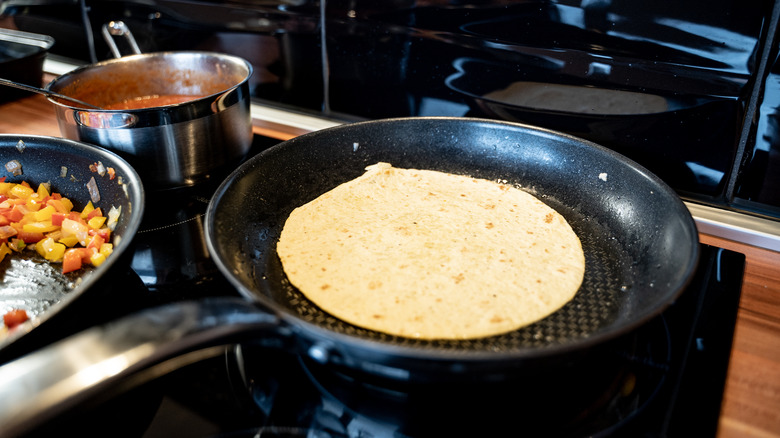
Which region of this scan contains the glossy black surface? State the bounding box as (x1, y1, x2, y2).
(4, 0, 775, 209)
(736, 34, 780, 216)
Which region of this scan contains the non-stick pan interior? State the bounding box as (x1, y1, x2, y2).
(206, 117, 698, 355)
(0, 135, 144, 349)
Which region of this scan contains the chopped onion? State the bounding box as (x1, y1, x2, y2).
(86, 176, 100, 203)
(95, 161, 106, 177)
(106, 205, 121, 231)
(60, 166, 68, 178)
(15, 140, 25, 153)
(5, 160, 21, 176)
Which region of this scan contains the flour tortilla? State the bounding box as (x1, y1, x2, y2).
(277, 162, 585, 340)
(484, 81, 669, 115)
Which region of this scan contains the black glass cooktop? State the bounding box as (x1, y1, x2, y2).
(0, 134, 746, 437)
(14, 237, 744, 437)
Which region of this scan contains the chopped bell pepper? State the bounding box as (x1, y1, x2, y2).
(0, 179, 121, 273)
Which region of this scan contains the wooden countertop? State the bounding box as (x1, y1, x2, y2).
(1, 93, 778, 437)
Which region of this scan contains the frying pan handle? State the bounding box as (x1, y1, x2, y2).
(0, 297, 283, 438)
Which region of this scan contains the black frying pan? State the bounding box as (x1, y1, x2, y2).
(206, 117, 699, 373)
(0, 118, 698, 435)
(0, 135, 144, 354)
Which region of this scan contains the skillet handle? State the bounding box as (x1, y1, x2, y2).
(0, 297, 282, 438)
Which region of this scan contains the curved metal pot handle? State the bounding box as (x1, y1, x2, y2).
(101, 20, 142, 58)
(0, 297, 283, 438)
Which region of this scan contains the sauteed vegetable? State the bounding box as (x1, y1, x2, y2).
(2, 309, 28, 329)
(0, 177, 120, 273)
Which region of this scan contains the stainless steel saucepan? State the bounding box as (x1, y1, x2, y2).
(44, 22, 254, 190)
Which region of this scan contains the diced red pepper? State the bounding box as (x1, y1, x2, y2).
(86, 233, 105, 250)
(3, 309, 28, 329)
(86, 207, 103, 220)
(17, 230, 44, 244)
(6, 206, 24, 223)
(51, 213, 66, 227)
(62, 248, 87, 273)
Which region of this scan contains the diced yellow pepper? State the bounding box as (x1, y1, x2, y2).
(34, 238, 48, 258)
(80, 201, 95, 219)
(23, 221, 59, 233)
(87, 216, 106, 229)
(0, 243, 11, 262)
(9, 184, 34, 199)
(36, 183, 49, 199)
(60, 197, 74, 212)
(89, 251, 106, 267)
(24, 196, 42, 212)
(0, 182, 13, 195)
(46, 198, 69, 213)
(48, 243, 66, 262)
(36, 237, 66, 262)
(58, 235, 80, 248)
(33, 205, 56, 222)
(99, 243, 113, 257)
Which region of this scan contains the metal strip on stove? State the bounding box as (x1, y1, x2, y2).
(686, 202, 780, 252)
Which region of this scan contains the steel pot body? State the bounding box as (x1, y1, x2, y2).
(45, 51, 253, 190)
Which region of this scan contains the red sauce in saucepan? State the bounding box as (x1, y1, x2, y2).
(103, 94, 204, 110)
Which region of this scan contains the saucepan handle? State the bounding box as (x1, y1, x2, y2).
(0, 297, 283, 438)
(101, 20, 142, 58)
